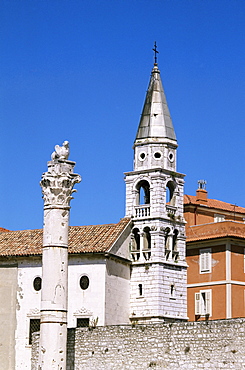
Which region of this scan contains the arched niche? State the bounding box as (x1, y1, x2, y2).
(143, 226, 151, 250)
(136, 180, 150, 205)
(173, 229, 178, 251)
(166, 180, 177, 206)
(132, 228, 140, 251)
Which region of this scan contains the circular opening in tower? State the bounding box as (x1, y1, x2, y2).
(139, 152, 146, 161)
(168, 151, 174, 162)
(80, 275, 89, 290)
(154, 152, 162, 159)
(33, 276, 42, 291)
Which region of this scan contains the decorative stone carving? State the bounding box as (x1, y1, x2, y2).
(74, 307, 93, 317)
(40, 147, 81, 208)
(51, 140, 70, 161)
(27, 308, 40, 317)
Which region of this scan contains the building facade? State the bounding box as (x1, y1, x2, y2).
(185, 183, 245, 321)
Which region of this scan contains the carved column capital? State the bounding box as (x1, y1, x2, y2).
(40, 159, 81, 209)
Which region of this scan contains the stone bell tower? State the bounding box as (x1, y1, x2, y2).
(38, 141, 81, 369)
(125, 53, 188, 322)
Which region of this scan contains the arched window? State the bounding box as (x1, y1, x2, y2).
(164, 227, 171, 260)
(166, 181, 176, 206)
(130, 228, 141, 261)
(132, 228, 140, 251)
(143, 227, 151, 250)
(136, 180, 150, 205)
(173, 229, 178, 251)
(164, 227, 170, 247)
(143, 226, 151, 260)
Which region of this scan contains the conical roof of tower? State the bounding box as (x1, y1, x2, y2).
(135, 64, 176, 142)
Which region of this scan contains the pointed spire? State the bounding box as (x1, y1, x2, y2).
(135, 63, 176, 143)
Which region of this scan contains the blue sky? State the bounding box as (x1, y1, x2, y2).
(0, 0, 245, 230)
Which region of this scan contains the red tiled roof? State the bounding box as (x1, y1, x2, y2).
(0, 227, 9, 232)
(184, 194, 245, 215)
(0, 218, 131, 257)
(186, 221, 245, 243)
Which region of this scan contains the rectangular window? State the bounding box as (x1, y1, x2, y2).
(77, 318, 90, 327)
(29, 319, 40, 345)
(195, 289, 212, 316)
(214, 214, 225, 222)
(138, 284, 143, 296)
(170, 284, 176, 300)
(200, 248, 212, 273)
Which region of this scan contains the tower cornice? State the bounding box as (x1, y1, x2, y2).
(124, 167, 185, 178)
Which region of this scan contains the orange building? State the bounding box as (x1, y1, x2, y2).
(185, 181, 245, 321)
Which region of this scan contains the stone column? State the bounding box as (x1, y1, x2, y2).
(38, 141, 81, 370)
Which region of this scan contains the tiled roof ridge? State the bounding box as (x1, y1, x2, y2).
(184, 194, 192, 204)
(0, 218, 131, 257)
(0, 217, 131, 234)
(186, 220, 245, 242)
(188, 220, 244, 228)
(184, 194, 245, 213)
(187, 233, 245, 243)
(71, 217, 131, 229)
(0, 227, 10, 232)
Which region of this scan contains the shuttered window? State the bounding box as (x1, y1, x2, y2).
(195, 292, 200, 315)
(195, 289, 212, 316)
(200, 248, 212, 273)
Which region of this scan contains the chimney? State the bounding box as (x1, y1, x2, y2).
(196, 180, 207, 203)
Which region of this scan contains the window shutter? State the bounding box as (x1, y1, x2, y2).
(205, 290, 211, 316)
(200, 248, 211, 273)
(204, 251, 211, 271)
(195, 292, 200, 315)
(200, 252, 205, 271)
(244, 248, 245, 273)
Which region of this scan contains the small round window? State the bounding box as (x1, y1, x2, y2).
(33, 277, 42, 291)
(154, 152, 162, 159)
(139, 152, 146, 161)
(168, 151, 174, 162)
(80, 275, 89, 290)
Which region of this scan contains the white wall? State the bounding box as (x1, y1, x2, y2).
(68, 255, 106, 327)
(0, 265, 18, 370)
(105, 258, 130, 325)
(15, 258, 42, 370)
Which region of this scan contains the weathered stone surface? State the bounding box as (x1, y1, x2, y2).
(32, 318, 245, 369)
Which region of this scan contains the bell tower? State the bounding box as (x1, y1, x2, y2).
(125, 50, 188, 322)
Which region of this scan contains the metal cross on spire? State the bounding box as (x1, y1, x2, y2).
(152, 41, 159, 65)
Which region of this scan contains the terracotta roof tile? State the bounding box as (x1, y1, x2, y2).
(0, 227, 9, 232)
(186, 221, 245, 243)
(184, 194, 245, 215)
(0, 218, 131, 257)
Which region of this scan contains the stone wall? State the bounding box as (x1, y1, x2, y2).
(32, 318, 245, 369)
